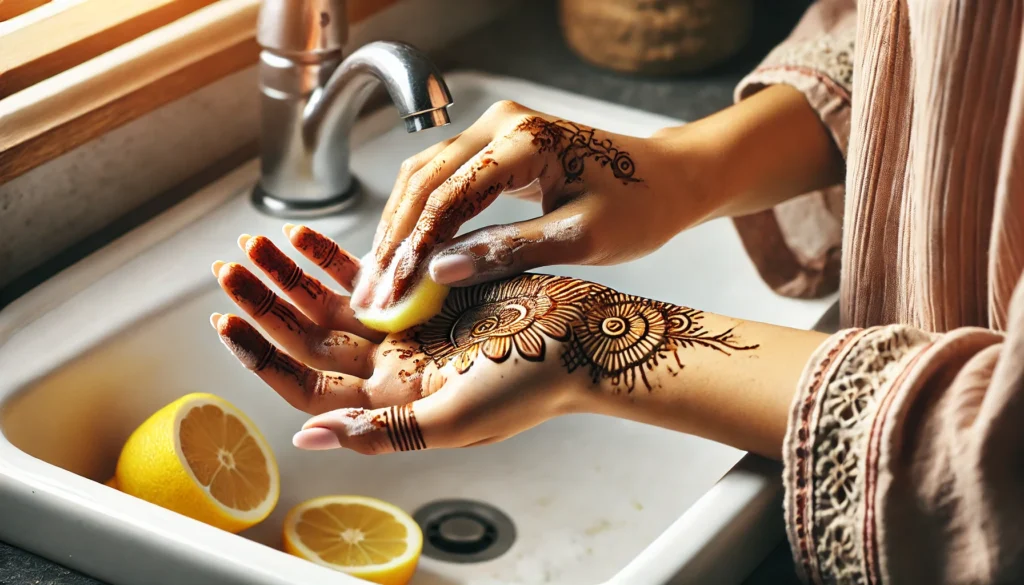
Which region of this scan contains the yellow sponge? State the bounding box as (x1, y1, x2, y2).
(353, 276, 450, 333)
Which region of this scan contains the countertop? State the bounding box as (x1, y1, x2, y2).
(0, 0, 807, 583)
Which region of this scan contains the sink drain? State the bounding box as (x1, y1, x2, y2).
(413, 499, 516, 563)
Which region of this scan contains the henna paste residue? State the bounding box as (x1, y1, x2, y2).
(217, 316, 276, 371)
(246, 236, 304, 291)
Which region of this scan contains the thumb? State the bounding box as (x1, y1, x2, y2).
(291, 392, 466, 455)
(427, 206, 591, 287)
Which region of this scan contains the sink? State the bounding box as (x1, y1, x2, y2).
(0, 71, 836, 585)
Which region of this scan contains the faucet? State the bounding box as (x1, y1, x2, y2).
(252, 0, 454, 217)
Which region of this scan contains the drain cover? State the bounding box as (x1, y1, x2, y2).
(413, 499, 516, 563)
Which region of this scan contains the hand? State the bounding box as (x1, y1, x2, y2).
(210, 225, 587, 453)
(355, 100, 716, 308)
(209, 226, 810, 458)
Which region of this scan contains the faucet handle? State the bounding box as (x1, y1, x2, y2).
(257, 0, 347, 55)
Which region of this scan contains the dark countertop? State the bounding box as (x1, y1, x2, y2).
(0, 0, 806, 583)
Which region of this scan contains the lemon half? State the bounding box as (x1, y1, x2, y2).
(353, 277, 449, 333)
(115, 393, 280, 533)
(283, 495, 423, 585)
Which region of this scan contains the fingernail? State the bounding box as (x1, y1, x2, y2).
(211, 260, 226, 277)
(209, 313, 222, 329)
(430, 254, 475, 284)
(237, 234, 252, 250)
(292, 427, 341, 450)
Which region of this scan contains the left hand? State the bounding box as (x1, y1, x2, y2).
(211, 225, 587, 454)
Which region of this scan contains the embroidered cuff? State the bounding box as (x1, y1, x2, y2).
(783, 326, 934, 585)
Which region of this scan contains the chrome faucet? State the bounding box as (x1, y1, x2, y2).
(252, 0, 454, 217)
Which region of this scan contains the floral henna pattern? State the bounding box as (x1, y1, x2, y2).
(515, 117, 641, 184)
(416, 274, 757, 393)
(563, 291, 759, 392)
(416, 274, 595, 373)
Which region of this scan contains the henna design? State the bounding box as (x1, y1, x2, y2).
(291, 226, 359, 285)
(515, 117, 641, 185)
(416, 274, 595, 373)
(562, 291, 758, 392)
(223, 266, 306, 334)
(414, 274, 757, 393)
(382, 405, 425, 452)
(247, 236, 304, 291)
(393, 172, 516, 302)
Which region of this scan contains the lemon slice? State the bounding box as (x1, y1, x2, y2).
(283, 495, 423, 585)
(115, 393, 280, 533)
(353, 277, 449, 333)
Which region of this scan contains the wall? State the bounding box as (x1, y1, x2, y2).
(0, 0, 517, 291)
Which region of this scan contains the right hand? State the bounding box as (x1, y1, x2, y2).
(354, 100, 718, 308)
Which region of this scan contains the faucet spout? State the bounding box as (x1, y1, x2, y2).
(252, 34, 453, 217)
(305, 41, 452, 144)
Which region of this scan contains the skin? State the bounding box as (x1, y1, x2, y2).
(353, 85, 843, 304)
(214, 226, 826, 460)
(212, 85, 843, 459)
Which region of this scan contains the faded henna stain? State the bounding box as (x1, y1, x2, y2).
(222, 266, 306, 334)
(218, 316, 276, 371)
(221, 265, 275, 318)
(246, 236, 304, 291)
(292, 227, 359, 284)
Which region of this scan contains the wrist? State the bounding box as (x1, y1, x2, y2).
(646, 121, 743, 232)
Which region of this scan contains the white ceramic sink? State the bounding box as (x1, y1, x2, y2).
(0, 72, 835, 585)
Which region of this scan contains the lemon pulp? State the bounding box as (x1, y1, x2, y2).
(115, 393, 279, 533)
(283, 495, 423, 585)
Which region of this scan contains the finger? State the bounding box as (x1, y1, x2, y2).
(373, 133, 492, 271)
(387, 137, 552, 302)
(293, 392, 466, 454)
(427, 202, 592, 287)
(213, 261, 374, 376)
(372, 101, 533, 273)
(281, 225, 360, 292)
(241, 232, 384, 343)
(212, 313, 369, 414)
(373, 137, 455, 252)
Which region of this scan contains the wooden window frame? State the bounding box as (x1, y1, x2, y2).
(0, 0, 398, 185)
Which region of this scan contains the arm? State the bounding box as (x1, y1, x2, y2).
(212, 226, 826, 461)
(353, 85, 845, 309)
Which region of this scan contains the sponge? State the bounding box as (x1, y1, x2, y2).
(352, 276, 450, 333)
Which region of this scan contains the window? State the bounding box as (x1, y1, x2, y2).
(0, 0, 396, 184)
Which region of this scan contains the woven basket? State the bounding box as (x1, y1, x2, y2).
(560, 0, 754, 75)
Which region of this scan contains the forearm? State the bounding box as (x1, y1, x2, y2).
(652, 84, 845, 227)
(572, 307, 828, 460)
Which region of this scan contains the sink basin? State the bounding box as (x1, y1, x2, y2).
(0, 71, 835, 585)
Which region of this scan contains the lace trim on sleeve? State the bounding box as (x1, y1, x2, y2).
(784, 326, 935, 585)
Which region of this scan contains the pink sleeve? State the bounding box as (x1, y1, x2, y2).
(784, 273, 1024, 584)
(732, 0, 856, 298)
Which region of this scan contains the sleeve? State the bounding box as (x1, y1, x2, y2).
(783, 273, 1024, 584)
(731, 0, 856, 299)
